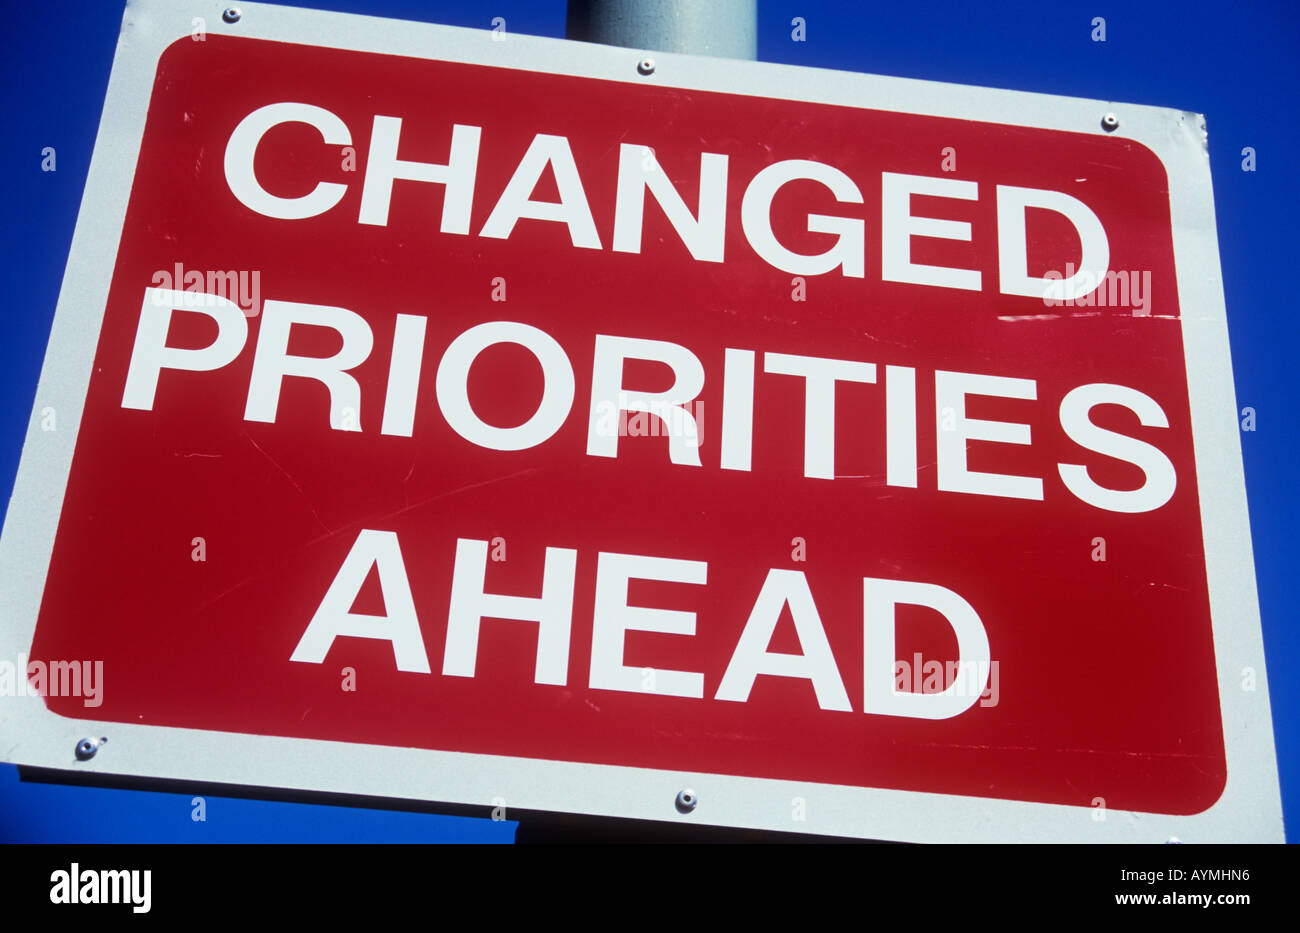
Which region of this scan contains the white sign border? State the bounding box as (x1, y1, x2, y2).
(0, 0, 1282, 843)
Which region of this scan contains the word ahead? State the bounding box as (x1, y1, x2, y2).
(292, 531, 994, 719)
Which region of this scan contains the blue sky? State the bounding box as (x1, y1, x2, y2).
(0, 0, 1295, 842)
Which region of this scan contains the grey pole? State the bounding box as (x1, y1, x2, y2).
(566, 0, 757, 60)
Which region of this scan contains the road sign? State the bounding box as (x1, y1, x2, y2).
(0, 0, 1282, 842)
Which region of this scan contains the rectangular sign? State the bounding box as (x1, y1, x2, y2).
(0, 0, 1283, 841)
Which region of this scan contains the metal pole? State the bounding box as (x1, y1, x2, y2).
(566, 0, 757, 60)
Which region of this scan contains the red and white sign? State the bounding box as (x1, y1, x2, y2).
(0, 1, 1281, 841)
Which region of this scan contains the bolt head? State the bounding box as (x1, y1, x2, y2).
(637, 57, 656, 76)
(74, 738, 98, 760)
(222, 7, 242, 24)
(1101, 112, 1120, 132)
(675, 788, 697, 813)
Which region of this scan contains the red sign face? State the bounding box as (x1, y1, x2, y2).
(30, 34, 1222, 816)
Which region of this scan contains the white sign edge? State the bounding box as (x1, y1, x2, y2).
(0, 0, 1282, 843)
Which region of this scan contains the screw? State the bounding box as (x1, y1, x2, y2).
(75, 737, 105, 761)
(1101, 112, 1120, 132)
(222, 7, 242, 24)
(675, 788, 697, 813)
(637, 57, 656, 76)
